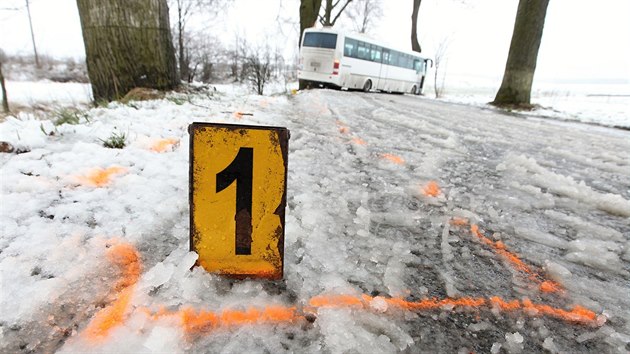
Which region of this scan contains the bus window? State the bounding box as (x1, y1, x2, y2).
(389, 51, 398, 66)
(344, 38, 357, 57)
(358, 42, 369, 60)
(370, 45, 382, 62)
(303, 32, 338, 49)
(413, 59, 421, 73)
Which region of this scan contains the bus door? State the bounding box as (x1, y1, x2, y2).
(378, 49, 390, 91)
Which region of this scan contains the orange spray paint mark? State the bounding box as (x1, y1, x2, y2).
(522, 299, 598, 324)
(351, 137, 367, 146)
(309, 294, 369, 308)
(83, 243, 142, 340)
(385, 297, 486, 311)
(150, 138, 179, 153)
(336, 120, 349, 134)
(145, 306, 300, 336)
(381, 153, 405, 165)
(469, 224, 563, 294)
(539, 280, 563, 293)
(305, 294, 596, 326)
(450, 217, 469, 226)
(422, 181, 442, 197)
(76, 166, 127, 187)
(233, 112, 243, 120)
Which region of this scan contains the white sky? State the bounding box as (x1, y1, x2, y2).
(1, 0, 629, 83)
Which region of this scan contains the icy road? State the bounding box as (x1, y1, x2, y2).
(1, 87, 629, 353)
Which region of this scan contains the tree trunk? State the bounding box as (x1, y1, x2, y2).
(299, 0, 322, 90)
(0, 62, 9, 113)
(411, 0, 422, 53)
(76, 0, 178, 102)
(493, 0, 549, 107)
(299, 0, 322, 47)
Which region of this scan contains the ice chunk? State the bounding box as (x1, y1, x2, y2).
(143, 326, 182, 352)
(565, 239, 627, 275)
(490, 342, 502, 354)
(141, 262, 174, 290)
(542, 337, 559, 353)
(514, 227, 567, 249)
(370, 296, 389, 313)
(543, 260, 572, 284)
(504, 332, 524, 353)
(468, 321, 491, 332)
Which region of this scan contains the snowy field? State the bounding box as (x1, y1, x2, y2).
(426, 75, 630, 130)
(1, 85, 629, 353)
(4, 81, 92, 108)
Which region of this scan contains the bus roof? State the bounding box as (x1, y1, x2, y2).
(303, 27, 427, 60)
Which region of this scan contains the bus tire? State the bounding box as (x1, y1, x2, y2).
(411, 85, 417, 95)
(299, 79, 310, 90)
(363, 80, 372, 93)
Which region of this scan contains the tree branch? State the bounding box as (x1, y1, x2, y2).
(330, 0, 352, 26)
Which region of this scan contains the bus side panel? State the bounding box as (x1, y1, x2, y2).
(341, 57, 380, 90)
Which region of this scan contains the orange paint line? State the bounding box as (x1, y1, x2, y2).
(81, 236, 597, 341)
(83, 242, 142, 340)
(469, 224, 564, 294)
(75, 166, 127, 187)
(137, 294, 598, 338)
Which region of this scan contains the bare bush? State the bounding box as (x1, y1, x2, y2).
(245, 48, 272, 95)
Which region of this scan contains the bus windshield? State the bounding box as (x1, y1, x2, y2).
(303, 32, 337, 49)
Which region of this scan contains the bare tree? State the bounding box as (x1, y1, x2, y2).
(169, 0, 229, 82)
(319, 0, 353, 27)
(493, 0, 549, 107)
(76, 0, 178, 102)
(25, 0, 39, 67)
(433, 38, 449, 98)
(0, 49, 9, 113)
(346, 0, 382, 34)
(411, 0, 422, 52)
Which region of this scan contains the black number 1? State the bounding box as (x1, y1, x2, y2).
(216, 147, 253, 255)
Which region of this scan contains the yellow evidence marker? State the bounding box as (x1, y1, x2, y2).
(189, 123, 289, 280)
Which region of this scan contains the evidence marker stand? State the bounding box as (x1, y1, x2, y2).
(189, 122, 289, 280)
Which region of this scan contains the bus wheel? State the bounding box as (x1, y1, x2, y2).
(299, 79, 310, 90)
(410, 85, 417, 95)
(363, 80, 372, 93)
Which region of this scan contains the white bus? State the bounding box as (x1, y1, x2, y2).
(298, 27, 431, 95)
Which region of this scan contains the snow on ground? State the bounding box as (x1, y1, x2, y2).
(0, 84, 629, 353)
(428, 75, 630, 129)
(4, 81, 93, 108)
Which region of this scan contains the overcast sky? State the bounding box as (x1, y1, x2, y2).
(1, 0, 628, 83)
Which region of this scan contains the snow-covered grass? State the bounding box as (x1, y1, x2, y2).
(1, 83, 629, 353)
(2, 81, 93, 115)
(426, 74, 630, 129)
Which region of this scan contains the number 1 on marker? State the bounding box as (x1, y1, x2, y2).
(216, 147, 254, 255)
